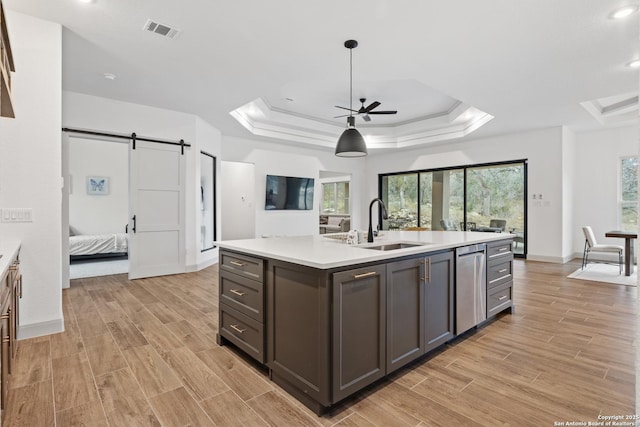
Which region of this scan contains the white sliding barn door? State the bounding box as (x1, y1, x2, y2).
(128, 140, 186, 279)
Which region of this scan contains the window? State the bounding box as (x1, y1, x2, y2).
(322, 181, 350, 214)
(620, 156, 638, 232)
(380, 160, 527, 257)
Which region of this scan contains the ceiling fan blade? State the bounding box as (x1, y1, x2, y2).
(362, 114, 371, 122)
(368, 110, 397, 114)
(362, 101, 381, 113)
(334, 106, 359, 112)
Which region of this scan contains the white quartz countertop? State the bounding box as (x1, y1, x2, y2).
(0, 240, 21, 278)
(216, 231, 513, 269)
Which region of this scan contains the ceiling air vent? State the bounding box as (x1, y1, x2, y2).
(143, 19, 181, 39)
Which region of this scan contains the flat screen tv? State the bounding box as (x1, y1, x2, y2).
(265, 174, 314, 210)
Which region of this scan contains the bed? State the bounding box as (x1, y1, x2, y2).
(69, 232, 128, 261)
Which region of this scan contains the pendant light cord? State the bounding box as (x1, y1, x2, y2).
(349, 46, 353, 121)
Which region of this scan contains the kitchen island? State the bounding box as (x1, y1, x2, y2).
(216, 231, 514, 415)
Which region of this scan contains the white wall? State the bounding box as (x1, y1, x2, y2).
(0, 12, 63, 338)
(364, 127, 567, 262)
(573, 126, 638, 255)
(222, 136, 368, 238)
(221, 161, 256, 240)
(62, 91, 222, 272)
(68, 137, 128, 235)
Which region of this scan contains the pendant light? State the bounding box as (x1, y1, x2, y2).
(335, 40, 368, 157)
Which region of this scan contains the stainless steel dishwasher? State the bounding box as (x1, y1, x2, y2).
(455, 244, 486, 335)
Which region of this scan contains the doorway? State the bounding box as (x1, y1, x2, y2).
(67, 136, 129, 280)
(62, 130, 189, 285)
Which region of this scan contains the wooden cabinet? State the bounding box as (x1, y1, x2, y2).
(218, 250, 265, 363)
(219, 239, 509, 415)
(424, 251, 454, 353)
(386, 251, 454, 373)
(0, 251, 20, 418)
(486, 239, 514, 317)
(0, 292, 8, 411)
(386, 258, 424, 373)
(332, 264, 386, 402)
(0, 1, 15, 118)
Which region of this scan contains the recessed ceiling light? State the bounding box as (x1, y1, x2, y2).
(610, 5, 639, 19)
(627, 59, 640, 68)
(103, 73, 116, 80)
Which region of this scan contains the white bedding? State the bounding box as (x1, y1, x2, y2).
(69, 233, 128, 256)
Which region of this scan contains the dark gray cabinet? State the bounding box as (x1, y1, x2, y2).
(218, 250, 266, 363)
(424, 251, 454, 353)
(386, 258, 424, 373)
(486, 239, 514, 317)
(386, 251, 454, 373)
(218, 239, 510, 415)
(332, 264, 386, 402)
(266, 260, 331, 410)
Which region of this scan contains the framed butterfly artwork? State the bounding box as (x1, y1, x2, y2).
(86, 176, 109, 195)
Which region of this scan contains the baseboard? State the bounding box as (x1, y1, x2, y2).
(196, 256, 218, 271)
(18, 318, 64, 340)
(526, 254, 566, 263)
(186, 256, 219, 273)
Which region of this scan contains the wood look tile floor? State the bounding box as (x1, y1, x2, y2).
(2, 260, 636, 426)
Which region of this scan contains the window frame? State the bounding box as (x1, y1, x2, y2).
(618, 155, 638, 232)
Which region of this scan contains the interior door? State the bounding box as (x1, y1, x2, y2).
(128, 140, 186, 279)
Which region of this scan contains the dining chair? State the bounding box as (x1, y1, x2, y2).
(581, 226, 623, 274)
(489, 219, 507, 231)
(439, 219, 457, 230)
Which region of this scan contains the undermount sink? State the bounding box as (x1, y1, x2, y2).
(360, 242, 427, 251)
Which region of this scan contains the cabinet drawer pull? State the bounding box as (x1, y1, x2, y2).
(498, 247, 508, 252)
(498, 295, 508, 301)
(229, 289, 246, 297)
(498, 268, 508, 273)
(2, 338, 8, 344)
(0, 314, 8, 320)
(230, 260, 245, 267)
(353, 271, 378, 279)
(229, 324, 246, 334)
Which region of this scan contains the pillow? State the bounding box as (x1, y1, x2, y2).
(319, 215, 328, 225)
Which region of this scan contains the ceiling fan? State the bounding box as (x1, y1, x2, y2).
(335, 98, 397, 122)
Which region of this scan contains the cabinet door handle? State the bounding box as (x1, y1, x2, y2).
(229, 289, 245, 296)
(498, 295, 508, 301)
(498, 268, 507, 273)
(353, 271, 377, 279)
(230, 324, 245, 334)
(230, 261, 245, 267)
(132, 215, 137, 233)
(19, 275, 22, 298)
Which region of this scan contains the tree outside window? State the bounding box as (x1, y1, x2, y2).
(620, 156, 638, 232)
(322, 181, 349, 214)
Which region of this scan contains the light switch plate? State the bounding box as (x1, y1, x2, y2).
(1, 208, 33, 223)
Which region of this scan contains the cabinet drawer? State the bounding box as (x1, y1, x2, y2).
(487, 281, 512, 316)
(220, 304, 264, 363)
(220, 251, 264, 282)
(220, 271, 263, 322)
(487, 240, 513, 260)
(487, 258, 513, 289)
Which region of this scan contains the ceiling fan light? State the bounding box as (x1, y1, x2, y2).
(335, 128, 368, 157)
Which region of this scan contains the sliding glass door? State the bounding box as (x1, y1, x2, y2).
(465, 163, 525, 254)
(380, 161, 527, 257)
